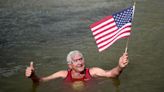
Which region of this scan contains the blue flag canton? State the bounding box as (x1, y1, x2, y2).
(113, 7, 133, 28)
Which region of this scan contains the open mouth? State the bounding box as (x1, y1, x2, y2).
(76, 64, 85, 70)
(77, 64, 85, 68)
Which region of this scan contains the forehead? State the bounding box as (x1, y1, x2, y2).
(72, 53, 82, 59)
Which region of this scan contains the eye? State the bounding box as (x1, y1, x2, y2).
(73, 58, 83, 63)
(79, 58, 83, 60)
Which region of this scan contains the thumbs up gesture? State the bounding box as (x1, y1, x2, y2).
(25, 61, 35, 78)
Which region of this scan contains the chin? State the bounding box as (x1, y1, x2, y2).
(79, 68, 85, 72)
(77, 67, 85, 72)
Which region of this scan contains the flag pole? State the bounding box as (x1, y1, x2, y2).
(124, 2, 136, 53)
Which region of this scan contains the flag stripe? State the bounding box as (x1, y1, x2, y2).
(97, 28, 131, 47)
(98, 30, 131, 48)
(90, 16, 113, 30)
(99, 35, 130, 52)
(94, 24, 117, 37)
(92, 21, 116, 36)
(94, 26, 118, 40)
(96, 23, 131, 44)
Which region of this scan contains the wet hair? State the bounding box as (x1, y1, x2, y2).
(66, 50, 83, 64)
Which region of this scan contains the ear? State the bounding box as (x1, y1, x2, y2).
(68, 64, 72, 69)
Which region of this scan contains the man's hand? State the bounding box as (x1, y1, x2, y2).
(119, 53, 129, 69)
(25, 61, 35, 78)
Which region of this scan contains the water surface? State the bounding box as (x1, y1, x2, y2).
(0, 0, 164, 92)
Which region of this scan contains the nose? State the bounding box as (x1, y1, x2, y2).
(76, 58, 84, 64)
(77, 60, 83, 64)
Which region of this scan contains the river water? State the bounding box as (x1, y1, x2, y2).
(0, 0, 164, 92)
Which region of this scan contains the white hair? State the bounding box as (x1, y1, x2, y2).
(66, 50, 83, 64)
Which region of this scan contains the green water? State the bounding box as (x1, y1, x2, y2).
(0, 0, 164, 92)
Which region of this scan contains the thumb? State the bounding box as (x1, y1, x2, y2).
(30, 61, 34, 69)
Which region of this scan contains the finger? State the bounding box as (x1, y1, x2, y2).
(26, 71, 30, 77)
(124, 61, 129, 65)
(30, 61, 33, 68)
(123, 58, 128, 63)
(25, 67, 32, 77)
(124, 59, 128, 63)
(124, 53, 128, 56)
(125, 57, 129, 60)
(123, 53, 128, 58)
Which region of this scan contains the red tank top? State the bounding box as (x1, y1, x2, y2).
(64, 68, 92, 82)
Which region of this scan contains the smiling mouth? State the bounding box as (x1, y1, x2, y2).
(77, 64, 84, 67)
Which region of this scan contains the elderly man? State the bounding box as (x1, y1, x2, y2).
(25, 50, 128, 83)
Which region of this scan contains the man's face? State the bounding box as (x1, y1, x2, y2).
(70, 54, 85, 72)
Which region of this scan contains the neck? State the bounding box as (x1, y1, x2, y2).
(71, 70, 85, 78)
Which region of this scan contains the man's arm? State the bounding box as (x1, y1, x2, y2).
(25, 62, 67, 84)
(39, 70, 67, 82)
(89, 53, 128, 78)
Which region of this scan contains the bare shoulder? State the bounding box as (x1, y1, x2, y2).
(54, 70, 68, 78)
(40, 70, 68, 82)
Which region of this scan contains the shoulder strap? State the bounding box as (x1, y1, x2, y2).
(84, 68, 92, 80)
(64, 69, 72, 82)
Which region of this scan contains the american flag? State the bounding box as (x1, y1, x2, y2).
(90, 6, 135, 52)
